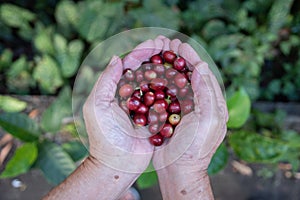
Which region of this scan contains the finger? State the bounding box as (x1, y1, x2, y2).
(94, 56, 123, 107)
(154, 35, 170, 52)
(169, 39, 181, 54)
(162, 37, 170, 51)
(179, 43, 228, 120)
(123, 39, 163, 70)
(191, 62, 218, 117)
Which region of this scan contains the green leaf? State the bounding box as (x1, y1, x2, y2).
(268, 0, 294, 33)
(208, 143, 228, 175)
(36, 142, 76, 185)
(129, 0, 179, 30)
(33, 55, 63, 94)
(136, 170, 158, 189)
(41, 87, 72, 133)
(76, 1, 109, 42)
(7, 56, 27, 77)
(0, 95, 27, 112)
(55, 0, 78, 28)
(62, 141, 88, 162)
(54, 35, 84, 78)
(0, 113, 40, 142)
(0, 49, 13, 71)
(0, 143, 37, 178)
(0, 4, 35, 29)
(227, 88, 251, 128)
(229, 131, 289, 163)
(34, 26, 55, 55)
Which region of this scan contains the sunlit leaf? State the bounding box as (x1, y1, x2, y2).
(0, 95, 27, 112)
(227, 88, 251, 128)
(0, 143, 37, 178)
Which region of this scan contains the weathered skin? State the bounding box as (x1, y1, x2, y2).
(43, 36, 228, 200)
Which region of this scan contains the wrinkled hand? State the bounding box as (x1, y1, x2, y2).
(152, 38, 229, 172)
(82, 56, 155, 173)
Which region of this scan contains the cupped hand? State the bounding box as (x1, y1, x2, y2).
(152, 38, 229, 172)
(83, 38, 164, 173)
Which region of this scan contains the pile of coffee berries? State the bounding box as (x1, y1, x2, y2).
(117, 51, 194, 146)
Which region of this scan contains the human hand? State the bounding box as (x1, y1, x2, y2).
(151, 37, 228, 199)
(82, 55, 155, 173)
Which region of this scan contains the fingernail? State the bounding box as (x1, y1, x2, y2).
(195, 62, 210, 75)
(109, 55, 119, 66)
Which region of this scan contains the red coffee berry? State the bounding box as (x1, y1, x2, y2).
(173, 57, 186, 71)
(140, 81, 150, 93)
(154, 90, 165, 100)
(150, 78, 168, 90)
(165, 85, 178, 97)
(174, 73, 188, 89)
(160, 123, 174, 138)
(182, 99, 194, 115)
(148, 110, 159, 124)
(143, 91, 155, 106)
(144, 70, 157, 81)
(127, 96, 141, 111)
(132, 89, 142, 99)
(163, 51, 176, 63)
(150, 54, 163, 64)
(133, 114, 147, 126)
(135, 70, 144, 82)
(136, 103, 149, 114)
(148, 123, 162, 134)
(165, 68, 178, 79)
(168, 101, 181, 114)
(153, 99, 168, 113)
(159, 111, 168, 123)
(149, 134, 164, 146)
(119, 84, 133, 98)
(124, 69, 135, 81)
(153, 64, 165, 75)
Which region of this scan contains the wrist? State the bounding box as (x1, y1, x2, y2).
(156, 165, 213, 200)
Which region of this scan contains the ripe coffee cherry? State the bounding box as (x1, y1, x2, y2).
(144, 70, 157, 80)
(168, 114, 181, 126)
(132, 89, 142, 99)
(165, 68, 178, 79)
(154, 90, 165, 100)
(148, 123, 162, 134)
(148, 110, 159, 124)
(153, 64, 165, 75)
(182, 99, 194, 114)
(174, 73, 188, 88)
(163, 51, 176, 63)
(150, 54, 163, 64)
(136, 104, 149, 114)
(140, 81, 150, 93)
(150, 78, 168, 90)
(160, 123, 174, 138)
(159, 111, 168, 123)
(135, 70, 144, 82)
(133, 114, 147, 126)
(173, 57, 186, 71)
(178, 86, 190, 97)
(168, 101, 181, 114)
(165, 85, 178, 97)
(153, 99, 168, 113)
(123, 69, 135, 81)
(119, 84, 133, 98)
(127, 97, 141, 111)
(149, 134, 164, 146)
(143, 91, 155, 106)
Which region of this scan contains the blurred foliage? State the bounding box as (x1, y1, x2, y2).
(0, 0, 300, 189)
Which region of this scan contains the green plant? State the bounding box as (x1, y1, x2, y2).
(0, 87, 88, 185)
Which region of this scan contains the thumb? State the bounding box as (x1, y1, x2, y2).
(94, 55, 123, 108)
